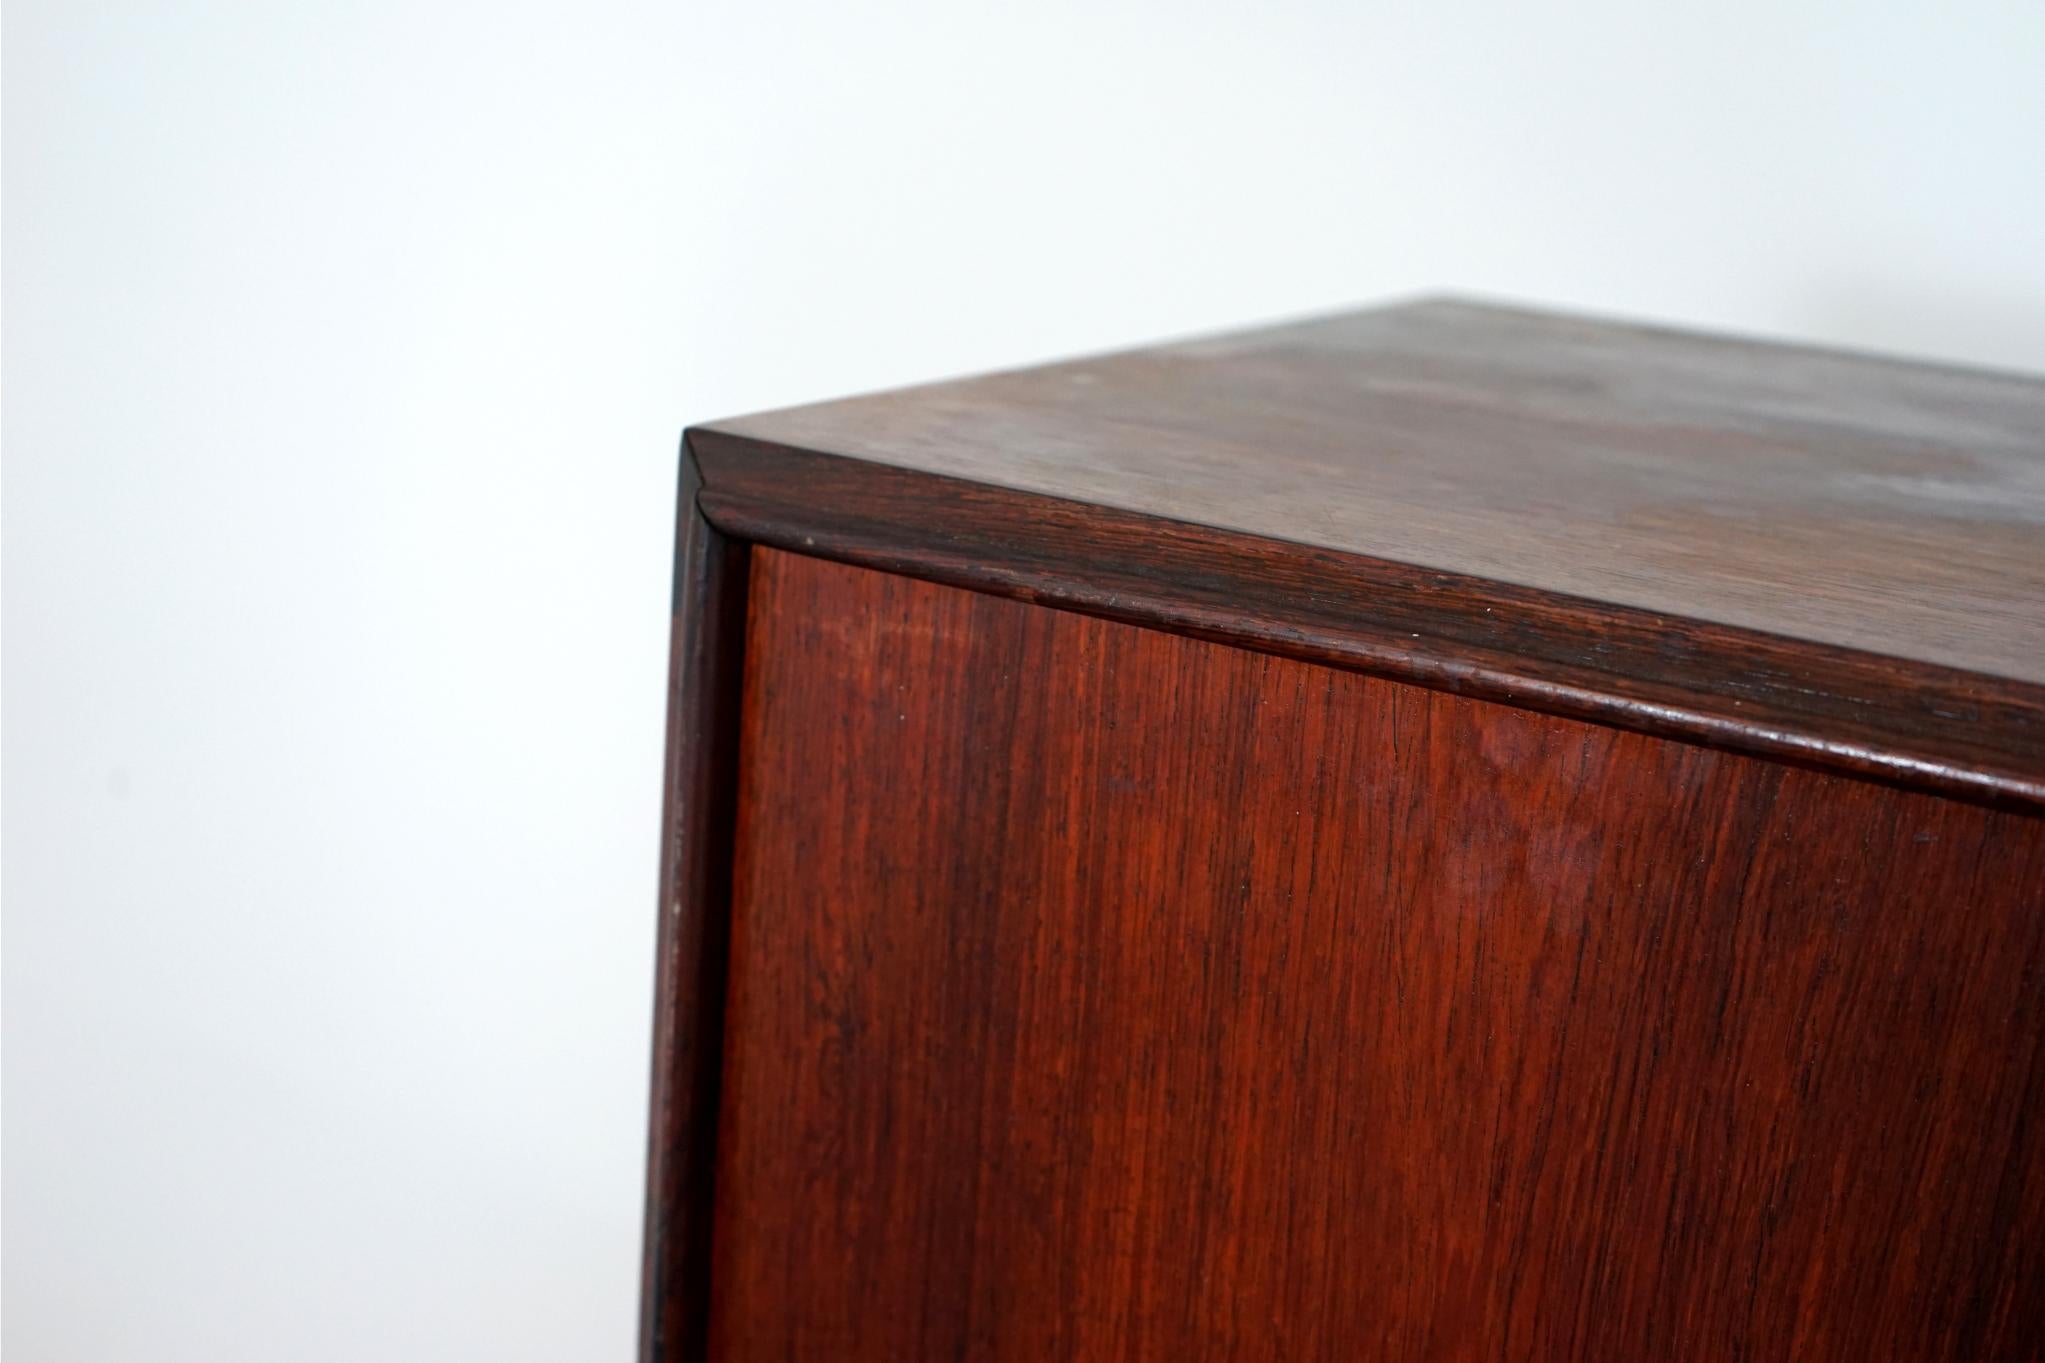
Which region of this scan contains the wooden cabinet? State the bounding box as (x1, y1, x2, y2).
(642, 300, 2045, 1362)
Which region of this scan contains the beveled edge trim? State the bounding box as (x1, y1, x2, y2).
(691, 426, 2045, 815)
(640, 439, 750, 1363)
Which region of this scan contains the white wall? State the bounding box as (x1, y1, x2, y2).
(6, 3, 2043, 1358)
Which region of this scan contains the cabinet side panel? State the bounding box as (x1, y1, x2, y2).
(711, 547, 2045, 1363)
(639, 452, 750, 1363)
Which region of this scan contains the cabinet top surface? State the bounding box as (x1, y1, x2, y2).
(706, 298, 2045, 687)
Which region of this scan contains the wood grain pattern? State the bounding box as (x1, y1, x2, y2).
(638, 446, 748, 1363)
(688, 299, 2045, 811)
(705, 298, 2045, 684)
(710, 548, 2045, 1363)
(695, 435, 2045, 811)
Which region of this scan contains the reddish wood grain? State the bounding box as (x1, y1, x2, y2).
(639, 446, 748, 1363)
(704, 298, 2045, 686)
(690, 297, 2045, 810)
(709, 547, 2045, 1363)
(694, 434, 2045, 810)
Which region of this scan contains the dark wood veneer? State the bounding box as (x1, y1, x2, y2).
(705, 298, 2045, 686)
(638, 447, 747, 1363)
(644, 300, 2045, 1362)
(713, 548, 2045, 1363)
(686, 298, 2045, 809)
(692, 432, 2045, 810)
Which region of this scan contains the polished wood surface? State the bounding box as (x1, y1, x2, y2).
(706, 298, 2045, 683)
(690, 298, 2045, 807)
(697, 438, 2045, 810)
(710, 548, 2045, 1363)
(639, 451, 749, 1363)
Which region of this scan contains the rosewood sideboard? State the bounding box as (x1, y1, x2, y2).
(642, 299, 2045, 1362)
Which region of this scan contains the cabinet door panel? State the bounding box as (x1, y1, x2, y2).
(709, 546, 2045, 1363)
